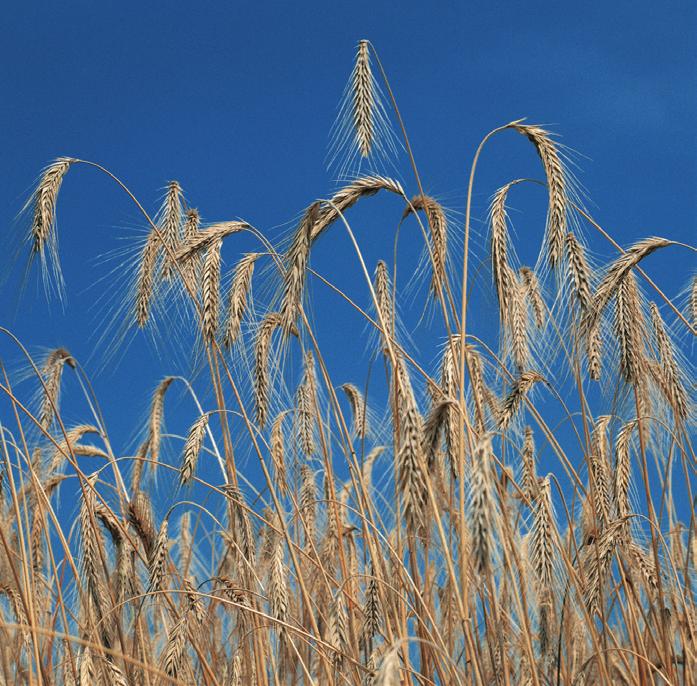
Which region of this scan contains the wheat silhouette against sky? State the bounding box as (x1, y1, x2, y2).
(0, 3, 695, 685)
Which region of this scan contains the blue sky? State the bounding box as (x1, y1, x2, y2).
(1, 2, 695, 502)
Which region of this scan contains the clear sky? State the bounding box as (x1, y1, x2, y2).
(1, 2, 695, 498)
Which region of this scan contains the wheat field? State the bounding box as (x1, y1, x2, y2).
(1, 39, 696, 685)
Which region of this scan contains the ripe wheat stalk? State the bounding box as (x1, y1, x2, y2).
(0, 38, 694, 686)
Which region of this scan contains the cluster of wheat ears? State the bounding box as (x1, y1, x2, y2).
(1, 39, 696, 686)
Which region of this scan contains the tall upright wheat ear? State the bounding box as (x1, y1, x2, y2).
(352, 40, 375, 158)
(160, 180, 184, 281)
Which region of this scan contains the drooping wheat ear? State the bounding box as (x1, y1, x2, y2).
(466, 342, 489, 432)
(201, 237, 222, 345)
(135, 228, 161, 327)
(403, 194, 448, 295)
(223, 252, 259, 348)
(79, 475, 104, 612)
(280, 201, 320, 337)
(590, 415, 613, 527)
(269, 538, 289, 634)
(104, 658, 129, 686)
(614, 420, 635, 518)
(395, 359, 428, 530)
(586, 316, 603, 381)
(297, 351, 317, 456)
(180, 412, 209, 486)
(471, 434, 494, 576)
(128, 490, 156, 556)
(77, 648, 95, 686)
(586, 236, 672, 334)
(614, 271, 645, 384)
(374, 260, 393, 352)
(312, 176, 404, 241)
(531, 476, 554, 590)
(627, 543, 658, 599)
(581, 517, 625, 616)
(362, 445, 384, 490)
(690, 275, 697, 327)
(30, 157, 74, 255)
(650, 302, 688, 420)
(513, 124, 568, 267)
(160, 180, 184, 281)
(499, 372, 543, 429)
(375, 650, 400, 686)
(352, 40, 375, 158)
(49, 424, 101, 473)
(181, 207, 202, 286)
(565, 232, 592, 313)
(161, 608, 189, 680)
(148, 376, 174, 469)
(299, 464, 317, 546)
(489, 182, 515, 321)
(175, 221, 247, 264)
(260, 506, 279, 562)
(510, 272, 530, 370)
(254, 312, 282, 428)
(341, 383, 368, 439)
(39, 347, 75, 430)
(148, 519, 168, 595)
(519, 266, 545, 329)
(328, 592, 350, 668)
(422, 399, 451, 472)
(222, 484, 256, 568)
(230, 654, 242, 686)
(522, 427, 538, 503)
(270, 411, 289, 496)
(361, 564, 380, 649)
